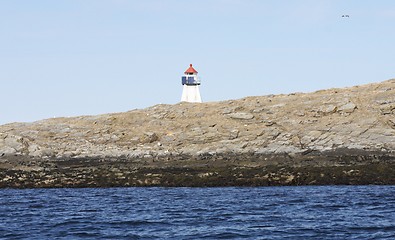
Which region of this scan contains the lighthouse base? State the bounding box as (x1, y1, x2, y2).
(181, 85, 202, 103)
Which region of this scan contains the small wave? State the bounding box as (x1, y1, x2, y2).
(1, 186, 395, 239)
(347, 225, 395, 232)
(107, 219, 171, 227)
(28, 203, 45, 209)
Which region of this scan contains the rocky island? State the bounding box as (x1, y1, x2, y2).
(1, 80, 395, 188)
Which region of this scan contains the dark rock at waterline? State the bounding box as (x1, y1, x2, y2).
(1, 150, 395, 188)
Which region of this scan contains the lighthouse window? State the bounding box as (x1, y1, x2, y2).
(187, 77, 195, 84)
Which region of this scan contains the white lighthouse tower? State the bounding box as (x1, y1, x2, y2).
(181, 64, 202, 103)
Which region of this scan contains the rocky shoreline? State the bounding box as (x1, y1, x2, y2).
(1, 79, 395, 188)
(1, 150, 395, 188)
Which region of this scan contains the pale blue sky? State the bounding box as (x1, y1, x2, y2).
(1, 0, 395, 124)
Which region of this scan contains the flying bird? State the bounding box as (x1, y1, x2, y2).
(342, 15, 350, 18)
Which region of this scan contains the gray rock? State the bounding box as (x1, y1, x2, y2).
(229, 129, 239, 140)
(0, 146, 17, 155)
(28, 144, 41, 157)
(380, 104, 395, 115)
(4, 136, 23, 151)
(264, 120, 275, 126)
(228, 112, 254, 120)
(141, 132, 159, 143)
(319, 105, 337, 114)
(130, 137, 140, 144)
(300, 130, 322, 146)
(338, 102, 357, 113)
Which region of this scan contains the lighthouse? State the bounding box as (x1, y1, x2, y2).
(181, 64, 202, 103)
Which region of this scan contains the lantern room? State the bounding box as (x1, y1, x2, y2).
(181, 64, 201, 85)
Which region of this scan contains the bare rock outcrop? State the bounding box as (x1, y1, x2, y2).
(1, 79, 395, 187)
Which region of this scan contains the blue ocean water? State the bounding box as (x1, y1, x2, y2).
(0, 186, 395, 239)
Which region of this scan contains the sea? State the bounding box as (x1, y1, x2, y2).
(1, 186, 395, 239)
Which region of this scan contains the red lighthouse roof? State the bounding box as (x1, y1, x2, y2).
(184, 64, 198, 74)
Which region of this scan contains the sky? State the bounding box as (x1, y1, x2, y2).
(1, 0, 395, 125)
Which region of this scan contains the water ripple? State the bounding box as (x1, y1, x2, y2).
(1, 186, 395, 239)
